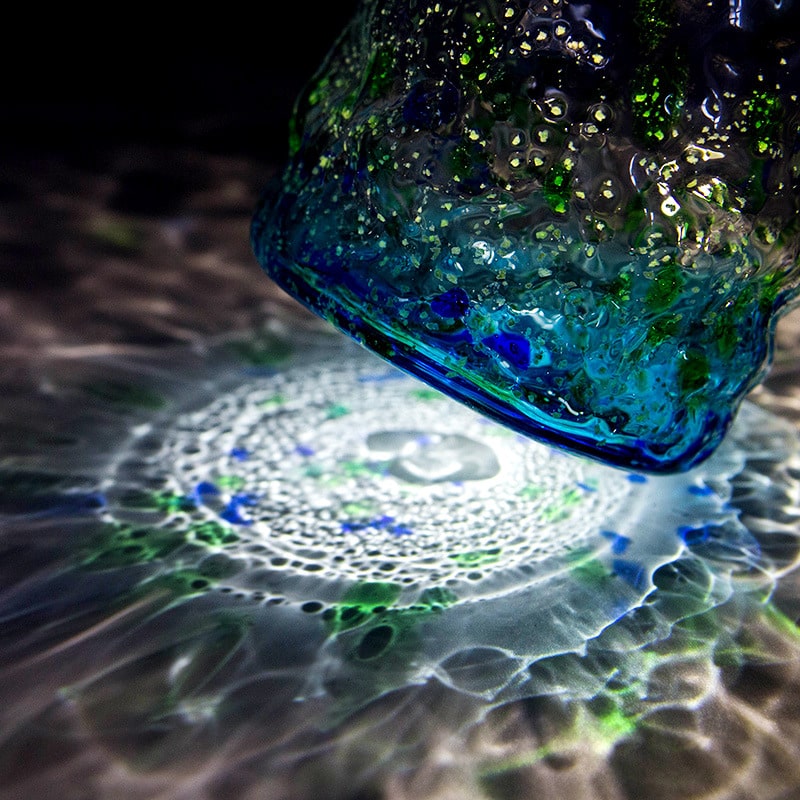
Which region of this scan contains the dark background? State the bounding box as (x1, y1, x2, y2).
(2, 5, 360, 164)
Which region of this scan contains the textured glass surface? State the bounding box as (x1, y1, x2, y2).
(252, 0, 800, 472)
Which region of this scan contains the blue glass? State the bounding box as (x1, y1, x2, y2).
(252, 0, 800, 472)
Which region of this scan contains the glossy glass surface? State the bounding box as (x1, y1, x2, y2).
(253, 0, 800, 472)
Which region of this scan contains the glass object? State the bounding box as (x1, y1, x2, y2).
(251, 0, 800, 473)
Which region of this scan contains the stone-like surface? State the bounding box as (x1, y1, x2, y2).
(253, 0, 800, 472)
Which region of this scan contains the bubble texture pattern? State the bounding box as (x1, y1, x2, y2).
(252, 0, 800, 472)
(92, 337, 800, 716)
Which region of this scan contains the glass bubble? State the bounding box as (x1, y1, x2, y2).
(252, 0, 800, 473)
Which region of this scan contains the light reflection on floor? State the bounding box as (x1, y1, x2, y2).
(2, 146, 800, 800)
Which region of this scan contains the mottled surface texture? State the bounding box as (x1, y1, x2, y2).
(253, 0, 800, 472)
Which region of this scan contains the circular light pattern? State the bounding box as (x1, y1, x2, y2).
(4, 327, 800, 800)
(94, 337, 798, 710)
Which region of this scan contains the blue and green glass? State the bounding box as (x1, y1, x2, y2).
(252, 0, 800, 472)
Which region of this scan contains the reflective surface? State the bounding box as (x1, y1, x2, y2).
(253, 0, 800, 472)
(3, 139, 800, 799)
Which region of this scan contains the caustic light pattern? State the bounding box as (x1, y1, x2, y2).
(252, 0, 800, 472)
(4, 332, 800, 799)
(84, 340, 800, 716)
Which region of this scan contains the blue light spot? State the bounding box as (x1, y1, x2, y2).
(601, 530, 631, 554)
(295, 444, 315, 457)
(193, 481, 220, 501)
(341, 515, 413, 536)
(577, 482, 597, 492)
(430, 287, 470, 318)
(678, 525, 711, 545)
(230, 447, 251, 461)
(482, 332, 531, 370)
(219, 493, 258, 526)
(613, 559, 647, 591)
(688, 484, 714, 496)
(627, 473, 648, 484)
(389, 523, 414, 536)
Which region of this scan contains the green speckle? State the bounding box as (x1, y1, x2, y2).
(191, 520, 239, 547)
(153, 491, 197, 514)
(647, 315, 681, 345)
(340, 459, 385, 478)
(739, 90, 783, 157)
(409, 387, 443, 401)
(326, 582, 402, 633)
(560, 487, 583, 508)
(450, 548, 502, 568)
(81, 523, 184, 569)
(227, 334, 291, 366)
(216, 475, 246, 491)
(343, 582, 401, 607)
(646, 262, 684, 311)
(518, 484, 544, 501)
(630, 58, 686, 146)
(607, 271, 632, 304)
(541, 488, 585, 522)
(714, 314, 738, 360)
(342, 501, 377, 518)
(139, 569, 216, 598)
(678, 349, 710, 394)
(570, 553, 611, 585)
(763, 603, 800, 643)
(634, 0, 673, 50)
(325, 403, 350, 419)
(543, 161, 573, 214)
(587, 696, 637, 739)
(450, 141, 478, 181)
(259, 393, 287, 409)
(365, 48, 395, 99)
(759, 271, 782, 313)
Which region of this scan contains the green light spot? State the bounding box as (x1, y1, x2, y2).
(326, 581, 402, 634)
(325, 403, 350, 419)
(80, 523, 184, 569)
(259, 393, 287, 408)
(560, 487, 583, 508)
(570, 553, 611, 585)
(153, 491, 197, 513)
(216, 475, 246, 491)
(450, 548, 502, 568)
(139, 569, 216, 599)
(342, 501, 377, 518)
(409, 387, 443, 401)
(518, 483, 544, 501)
(191, 521, 239, 547)
(588, 696, 637, 739)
